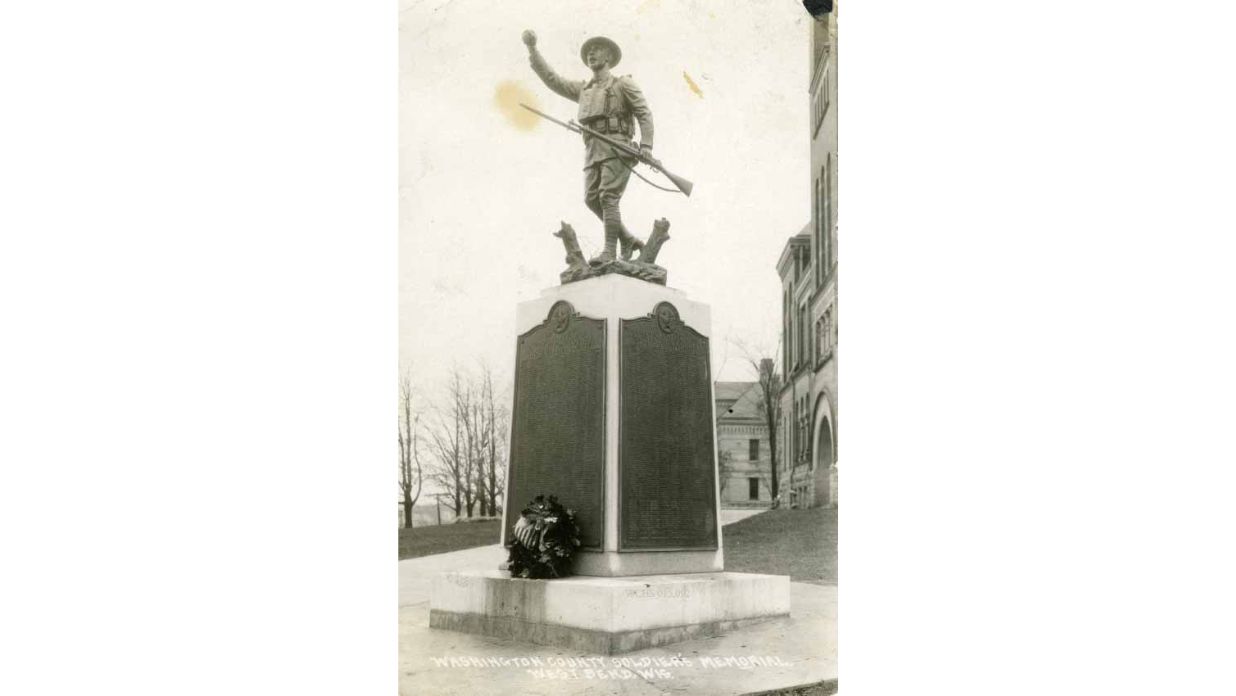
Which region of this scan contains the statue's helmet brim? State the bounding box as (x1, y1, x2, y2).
(580, 36, 622, 68)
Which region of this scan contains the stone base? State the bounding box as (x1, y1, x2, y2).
(570, 548, 722, 576)
(560, 257, 667, 285)
(430, 570, 790, 654)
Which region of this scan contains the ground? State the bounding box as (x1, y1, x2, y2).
(399, 507, 838, 585)
(399, 507, 838, 694)
(399, 519, 500, 560)
(751, 679, 838, 696)
(720, 507, 838, 585)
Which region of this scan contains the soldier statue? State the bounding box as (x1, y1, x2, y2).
(522, 30, 654, 265)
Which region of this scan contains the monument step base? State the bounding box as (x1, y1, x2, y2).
(570, 548, 723, 576)
(429, 610, 782, 655)
(430, 570, 790, 654)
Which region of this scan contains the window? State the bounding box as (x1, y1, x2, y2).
(796, 396, 808, 464)
(748, 478, 759, 501)
(812, 176, 821, 287)
(826, 308, 834, 357)
(816, 175, 826, 287)
(799, 303, 809, 368)
(782, 288, 791, 370)
(818, 307, 834, 364)
(811, 60, 830, 136)
(788, 402, 794, 462)
(825, 153, 836, 274)
(812, 20, 829, 72)
(828, 156, 834, 267)
(804, 397, 812, 463)
(749, 438, 760, 461)
(823, 69, 831, 124)
(831, 302, 838, 347)
(815, 316, 825, 366)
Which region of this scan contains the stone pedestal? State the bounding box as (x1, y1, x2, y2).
(430, 571, 790, 654)
(501, 274, 722, 576)
(430, 275, 791, 652)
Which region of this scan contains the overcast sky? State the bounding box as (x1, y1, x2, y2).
(400, 0, 812, 401)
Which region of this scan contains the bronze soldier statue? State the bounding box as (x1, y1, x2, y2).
(522, 30, 653, 265)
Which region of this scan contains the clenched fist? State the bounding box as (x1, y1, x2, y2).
(521, 30, 537, 48)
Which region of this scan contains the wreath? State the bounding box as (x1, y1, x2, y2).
(506, 495, 581, 579)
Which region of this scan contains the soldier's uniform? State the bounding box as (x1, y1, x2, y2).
(529, 37, 654, 261)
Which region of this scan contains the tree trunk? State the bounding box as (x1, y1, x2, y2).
(638, 218, 671, 263)
(769, 434, 779, 502)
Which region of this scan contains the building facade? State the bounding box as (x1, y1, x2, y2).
(775, 7, 838, 509)
(715, 381, 774, 509)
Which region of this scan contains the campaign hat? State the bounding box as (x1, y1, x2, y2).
(580, 36, 622, 68)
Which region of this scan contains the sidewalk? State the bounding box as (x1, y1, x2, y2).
(719, 508, 767, 526)
(399, 509, 835, 695)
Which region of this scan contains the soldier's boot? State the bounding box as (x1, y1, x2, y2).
(589, 225, 619, 265)
(618, 224, 644, 260)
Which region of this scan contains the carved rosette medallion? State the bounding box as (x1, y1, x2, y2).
(550, 300, 574, 333)
(654, 301, 680, 333)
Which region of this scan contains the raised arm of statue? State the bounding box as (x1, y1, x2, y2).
(523, 30, 584, 103)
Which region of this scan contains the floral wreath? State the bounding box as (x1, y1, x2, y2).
(506, 495, 581, 579)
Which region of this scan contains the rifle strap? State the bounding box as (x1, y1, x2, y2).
(616, 157, 681, 194)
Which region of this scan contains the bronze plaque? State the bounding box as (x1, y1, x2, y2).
(504, 301, 606, 549)
(619, 302, 718, 550)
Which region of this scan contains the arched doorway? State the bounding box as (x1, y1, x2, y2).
(811, 394, 835, 508)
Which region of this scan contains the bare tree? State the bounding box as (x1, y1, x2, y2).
(733, 338, 783, 506)
(398, 372, 424, 529)
(423, 362, 510, 520)
(459, 369, 482, 518)
(479, 364, 507, 517)
(426, 368, 469, 516)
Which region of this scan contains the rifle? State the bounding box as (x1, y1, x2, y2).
(519, 103, 694, 197)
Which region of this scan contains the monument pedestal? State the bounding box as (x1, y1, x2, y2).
(430, 274, 790, 651)
(430, 570, 790, 654)
(503, 274, 723, 575)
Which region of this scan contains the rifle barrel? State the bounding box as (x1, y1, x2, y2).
(518, 102, 693, 197)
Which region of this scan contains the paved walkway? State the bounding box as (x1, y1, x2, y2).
(718, 508, 767, 526)
(398, 508, 835, 696)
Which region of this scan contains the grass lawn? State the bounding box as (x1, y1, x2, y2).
(397, 507, 838, 582)
(398, 520, 501, 560)
(721, 507, 837, 585)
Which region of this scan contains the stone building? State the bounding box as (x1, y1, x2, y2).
(715, 381, 773, 509)
(775, 6, 838, 509)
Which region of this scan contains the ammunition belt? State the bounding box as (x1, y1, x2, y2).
(584, 116, 631, 136)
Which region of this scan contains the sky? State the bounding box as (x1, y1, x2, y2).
(400, 0, 812, 403)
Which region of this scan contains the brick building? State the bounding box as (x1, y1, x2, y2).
(775, 6, 838, 509)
